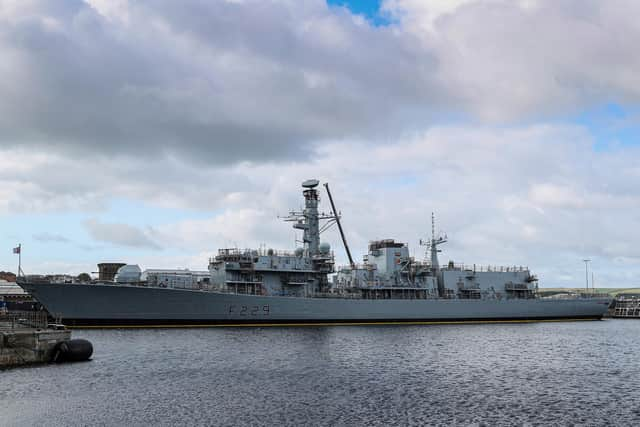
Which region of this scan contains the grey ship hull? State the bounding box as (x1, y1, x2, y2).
(20, 282, 611, 327)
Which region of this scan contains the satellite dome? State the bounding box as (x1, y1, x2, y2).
(115, 264, 142, 283)
(295, 247, 304, 257)
(319, 242, 331, 254)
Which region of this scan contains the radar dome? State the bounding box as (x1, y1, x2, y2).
(295, 247, 304, 257)
(319, 242, 331, 254)
(115, 264, 142, 283)
(302, 179, 319, 188)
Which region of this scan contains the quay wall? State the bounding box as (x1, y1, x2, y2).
(0, 329, 71, 368)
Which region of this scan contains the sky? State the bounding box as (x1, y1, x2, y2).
(1, 0, 640, 288)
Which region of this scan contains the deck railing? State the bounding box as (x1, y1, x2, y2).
(336, 262, 531, 273)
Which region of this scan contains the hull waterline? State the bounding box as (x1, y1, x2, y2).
(20, 282, 611, 328)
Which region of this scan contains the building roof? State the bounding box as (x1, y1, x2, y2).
(0, 281, 28, 296)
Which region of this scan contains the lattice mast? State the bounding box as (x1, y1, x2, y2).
(420, 212, 447, 271)
(282, 179, 336, 257)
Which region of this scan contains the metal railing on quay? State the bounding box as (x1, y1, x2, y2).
(0, 310, 52, 330)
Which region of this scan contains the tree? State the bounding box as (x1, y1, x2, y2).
(77, 273, 92, 283)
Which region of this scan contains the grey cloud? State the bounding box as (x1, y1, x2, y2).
(2, 0, 640, 165)
(3, 0, 640, 286)
(84, 219, 162, 250)
(0, 0, 439, 165)
(33, 232, 70, 243)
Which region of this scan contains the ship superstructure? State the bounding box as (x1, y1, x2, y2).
(333, 216, 537, 301)
(333, 239, 438, 299)
(209, 179, 335, 297)
(18, 179, 611, 327)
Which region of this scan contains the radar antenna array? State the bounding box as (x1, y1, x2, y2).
(419, 212, 447, 269)
(280, 179, 354, 268)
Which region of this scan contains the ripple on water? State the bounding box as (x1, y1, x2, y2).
(1, 320, 639, 426)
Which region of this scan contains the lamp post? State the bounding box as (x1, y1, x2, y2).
(583, 259, 591, 293)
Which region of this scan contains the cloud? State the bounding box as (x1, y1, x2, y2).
(24, 260, 97, 276)
(385, 0, 640, 120)
(528, 184, 585, 209)
(2, 121, 640, 286)
(2, 0, 640, 167)
(5, 122, 618, 284)
(1, 0, 640, 288)
(0, 0, 438, 164)
(382, 0, 474, 32)
(32, 232, 70, 243)
(153, 208, 285, 251)
(84, 219, 161, 250)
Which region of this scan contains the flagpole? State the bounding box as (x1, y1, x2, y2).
(18, 244, 22, 278)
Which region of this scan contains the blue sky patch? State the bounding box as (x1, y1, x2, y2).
(0, 199, 216, 274)
(571, 103, 640, 151)
(327, 0, 392, 26)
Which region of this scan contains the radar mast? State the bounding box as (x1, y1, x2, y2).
(281, 179, 336, 257)
(420, 212, 447, 271)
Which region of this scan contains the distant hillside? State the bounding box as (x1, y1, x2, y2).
(0, 271, 16, 282)
(539, 287, 640, 297)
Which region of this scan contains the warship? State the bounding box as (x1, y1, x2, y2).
(19, 179, 611, 327)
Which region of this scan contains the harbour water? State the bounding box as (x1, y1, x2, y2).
(2, 320, 639, 426)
